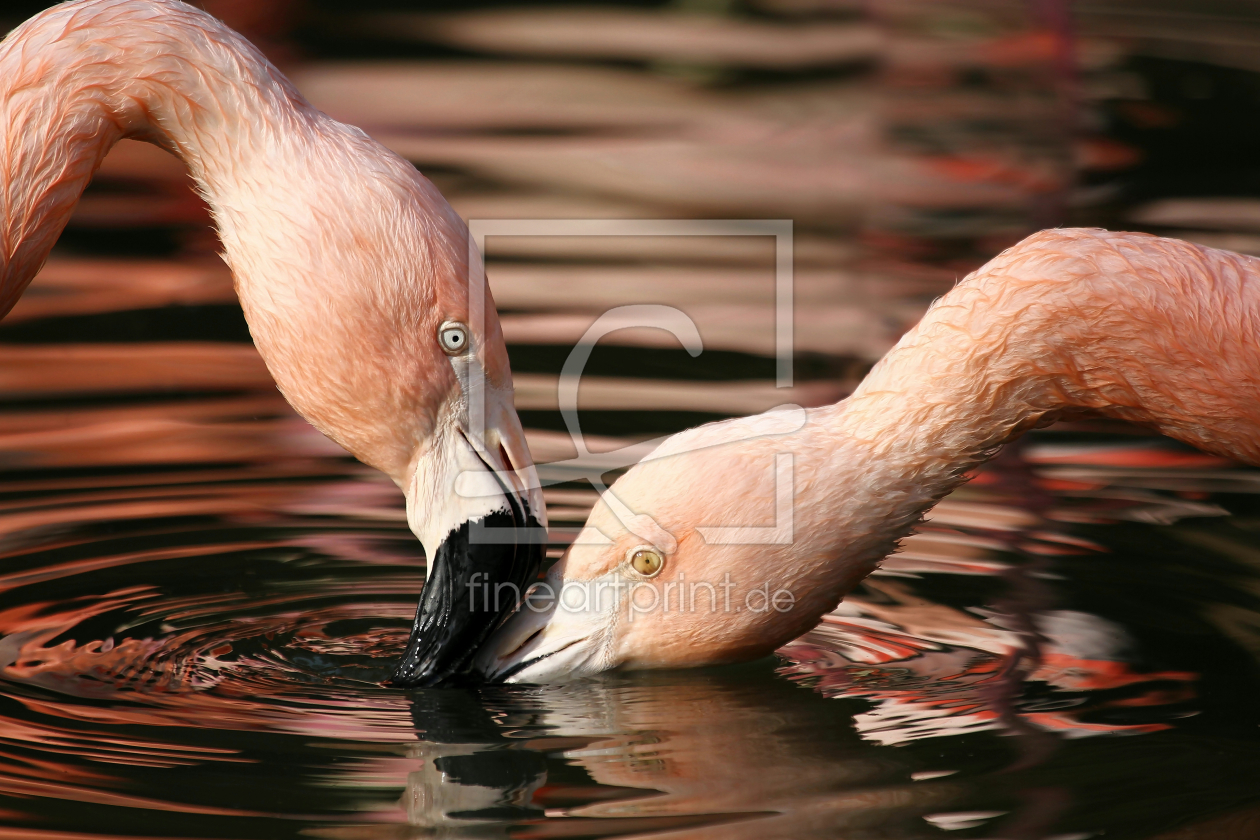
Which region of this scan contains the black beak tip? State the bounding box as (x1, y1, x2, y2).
(386, 509, 544, 688)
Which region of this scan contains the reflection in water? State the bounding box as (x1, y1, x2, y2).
(2, 0, 1260, 837)
(401, 692, 546, 830)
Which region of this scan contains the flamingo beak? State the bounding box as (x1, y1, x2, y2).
(473, 561, 617, 684)
(387, 390, 547, 687)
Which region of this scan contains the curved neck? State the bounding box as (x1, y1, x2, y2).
(0, 0, 478, 482)
(816, 228, 1260, 566)
(0, 0, 312, 313)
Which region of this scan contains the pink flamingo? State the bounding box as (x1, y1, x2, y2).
(479, 228, 1260, 682)
(0, 0, 546, 686)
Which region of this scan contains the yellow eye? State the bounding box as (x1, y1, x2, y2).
(628, 546, 664, 578)
(438, 321, 469, 355)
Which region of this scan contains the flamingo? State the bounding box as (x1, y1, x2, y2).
(477, 227, 1260, 682)
(0, 0, 546, 686)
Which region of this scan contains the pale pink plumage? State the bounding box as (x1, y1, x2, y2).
(480, 228, 1260, 682)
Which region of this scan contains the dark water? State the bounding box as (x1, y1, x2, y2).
(5, 0, 1260, 838)
(4, 407, 1260, 839)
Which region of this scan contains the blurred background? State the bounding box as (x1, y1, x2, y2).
(2, 0, 1259, 548)
(2, 2, 1260, 838)
(3, 0, 1260, 462)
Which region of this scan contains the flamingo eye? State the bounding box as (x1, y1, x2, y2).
(628, 546, 664, 578)
(438, 322, 470, 355)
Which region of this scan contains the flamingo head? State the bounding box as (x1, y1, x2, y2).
(377, 253, 547, 688)
(245, 156, 549, 687)
(474, 408, 871, 683)
(385, 315, 547, 687)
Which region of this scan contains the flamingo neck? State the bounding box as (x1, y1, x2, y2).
(813, 228, 1260, 575)
(0, 0, 319, 312)
(829, 301, 1050, 508)
(807, 338, 1045, 579)
(0, 0, 477, 481)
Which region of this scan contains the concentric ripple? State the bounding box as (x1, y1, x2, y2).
(0, 482, 431, 728)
